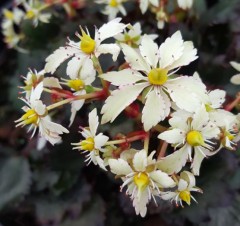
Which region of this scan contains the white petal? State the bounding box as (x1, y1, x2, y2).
(97, 18, 127, 42)
(94, 133, 109, 149)
(95, 155, 107, 171)
(230, 61, 240, 72)
(108, 158, 132, 175)
(161, 192, 176, 200)
(121, 43, 151, 72)
(191, 107, 209, 131)
(139, 0, 148, 14)
(30, 82, 43, 103)
(133, 189, 149, 217)
(142, 89, 170, 131)
(66, 57, 84, 79)
(34, 100, 46, 115)
(178, 179, 188, 191)
(191, 148, 205, 176)
(230, 74, 240, 85)
(43, 77, 61, 88)
(157, 145, 189, 174)
(150, 170, 176, 188)
(101, 83, 147, 124)
(180, 171, 196, 188)
(208, 89, 226, 108)
(89, 108, 99, 136)
(81, 59, 96, 84)
(158, 128, 186, 144)
(100, 69, 146, 86)
(45, 46, 80, 74)
(133, 149, 148, 172)
(96, 43, 120, 61)
(139, 35, 158, 68)
(159, 31, 184, 69)
(150, 0, 159, 7)
(166, 41, 198, 71)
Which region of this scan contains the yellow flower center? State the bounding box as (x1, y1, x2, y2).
(148, 68, 168, 85)
(109, 0, 118, 7)
(186, 130, 205, 146)
(133, 172, 150, 191)
(26, 10, 35, 19)
(80, 137, 95, 151)
(205, 104, 213, 112)
(80, 27, 96, 54)
(225, 131, 235, 141)
(22, 109, 39, 125)
(67, 79, 85, 91)
(179, 190, 191, 205)
(3, 10, 14, 20)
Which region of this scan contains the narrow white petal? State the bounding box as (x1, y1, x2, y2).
(209, 89, 226, 108)
(121, 43, 151, 72)
(101, 83, 147, 124)
(142, 89, 170, 131)
(166, 41, 198, 71)
(133, 149, 147, 172)
(191, 107, 209, 131)
(43, 77, 61, 88)
(178, 179, 188, 191)
(45, 46, 80, 74)
(230, 61, 240, 72)
(157, 145, 189, 174)
(158, 128, 186, 144)
(139, 35, 158, 68)
(95, 156, 107, 171)
(159, 31, 184, 69)
(191, 148, 205, 176)
(100, 69, 146, 86)
(89, 108, 99, 136)
(161, 192, 177, 200)
(133, 189, 149, 217)
(230, 74, 240, 85)
(94, 133, 109, 149)
(30, 82, 43, 103)
(96, 43, 120, 61)
(108, 158, 132, 175)
(97, 18, 127, 42)
(139, 0, 148, 14)
(66, 57, 84, 79)
(150, 0, 159, 7)
(34, 100, 46, 115)
(150, 170, 176, 188)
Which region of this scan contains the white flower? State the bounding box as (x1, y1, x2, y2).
(156, 9, 168, 30)
(44, 18, 127, 75)
(20, 69, 62, 100)
(161, 171, 202, 206)
(139, 0, 159, 14)
(2, 25, 24, 49)
(23, 0, 51, 27)
(177, 0, 194, 10)
(158, 107, 220, 175)
(100, 31, 200, 131)
(72, 108, 109, 170)
(115, 22, 158, 48)
(95, 0, 127, 21)
(210, 110, 238, 150)
(15, 82, 69, 145)
(2, 8, 24, 29)
(108, 149, 176, 217)
(61, 58, 96, 126)
(230, 61, 240, 85)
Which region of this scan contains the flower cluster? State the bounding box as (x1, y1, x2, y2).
(12, 16, 240, 217)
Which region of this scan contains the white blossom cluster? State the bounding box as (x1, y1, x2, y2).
(13, 17, 240, 217)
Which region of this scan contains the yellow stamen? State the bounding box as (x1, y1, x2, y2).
(133, 172, 150, 191)
(22, 109, 39, 125)
(80, 27, 96, 54)
(186, 130, 205, 146)
(109, 0, 118, 7)
(148, 68, 168, 85)
(179, 190, 191, 205)
(205, 104, 213, 112)
(67, 79, 85, 91)
(80, 137, 95, 151)
(26, 10, 35, 19)
(3, 10, 14, 20)
(225, 131, 235, 141)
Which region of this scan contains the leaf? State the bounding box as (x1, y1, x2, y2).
(0, 157, 31, 210)
(59, 196, 105, 226)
